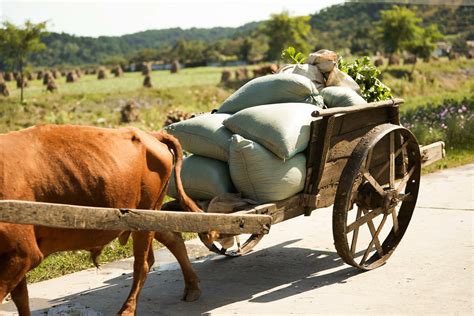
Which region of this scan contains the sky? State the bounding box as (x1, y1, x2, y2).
(0, 0, 344, 37)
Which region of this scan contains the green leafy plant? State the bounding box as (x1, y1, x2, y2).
(338, 56, 392, 102)
(281, 46, 306, 64)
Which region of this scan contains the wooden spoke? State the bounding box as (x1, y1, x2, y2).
(361, 208, 383, 256)
(389, 132, 395, 189)
(346, 207, 384, 232)
(375, 139, 410, 180)
(360, 214, 388, 265)
(350, 207, 363, 255)
(397, 165, 416, 192)
(391, 207, 399, 235)
(362, 170, 385, 196)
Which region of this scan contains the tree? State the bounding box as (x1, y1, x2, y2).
(375, 6, 422, 56)
(262, 11, 311, 61)
(406, 24, 443, 62)
(0, 20, 47, 102)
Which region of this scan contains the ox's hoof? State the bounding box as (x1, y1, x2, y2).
(182, 287, 201, 302)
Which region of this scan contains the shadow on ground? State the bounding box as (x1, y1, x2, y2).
(29, 239, 361, 315)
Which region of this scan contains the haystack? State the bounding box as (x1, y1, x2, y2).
(112, 65, 123, 77)
(66, 71, 77, 83)
(120, 100, 140, 123)
(51, 70, 61, 79)
(4, 72, 13, 82)
(16, 76, 28, 88)
(163, 109, 191, 127)
(43, 72, 52, 85)
(404, 55, 417, 65)
(143, 74, 152, 88)
(220, 70, 232, 83)
(0, 82, 9, 97)
(374, 58, 384, 67)
(388, 55, 400, 66)
(235, 68, 249, 81)
(46, 79, 58, 92)
(97, 68, 107, 80)
(36, 71, 44, 80)
(75, 69, 82, 78)
(27, 72, 34, 81)
(170, 60, 180, 74)
(252, 64, 277, 78)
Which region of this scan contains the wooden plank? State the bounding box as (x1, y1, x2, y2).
(316, 183, 339, 208)
(420, 141, 445, 167)
(337, 107, 390, 135)
(0, 200, 272, 235)
(312, 98, 404, 118)
(318, 158, 348, 189)
(304, 116, 335, 216)
(327, 124, 377, 162)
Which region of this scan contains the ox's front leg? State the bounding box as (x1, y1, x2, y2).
(155, 231, 201, 302)
(117, 231, 154, 316)
(10, 278, 31, 316)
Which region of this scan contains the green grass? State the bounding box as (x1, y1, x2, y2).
(27, 232, 197, 283)
(2, 58, 473, 283)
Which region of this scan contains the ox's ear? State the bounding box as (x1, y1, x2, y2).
(118, 231, 131, 245)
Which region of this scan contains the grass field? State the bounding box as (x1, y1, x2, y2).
(1, 58, 473, 283)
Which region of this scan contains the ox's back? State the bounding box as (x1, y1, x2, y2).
(0, 124, 173, 208)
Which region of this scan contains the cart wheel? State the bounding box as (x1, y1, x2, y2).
(333, 124, 421, 271)
(161, 201, 264, 257)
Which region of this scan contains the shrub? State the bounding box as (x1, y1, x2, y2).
(400, 97, 473, 148)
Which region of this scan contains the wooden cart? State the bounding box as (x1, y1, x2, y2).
(0, 98, 444, 271)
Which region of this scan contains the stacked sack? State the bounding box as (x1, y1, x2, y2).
(165, 55, 368, 204)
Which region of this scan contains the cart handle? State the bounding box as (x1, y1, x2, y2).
(312, 98, 404, 118)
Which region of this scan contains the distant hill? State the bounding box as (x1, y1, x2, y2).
(20, 3, 474, 67)
(28, 22, 260, 67)
(310, 2, 474, 53)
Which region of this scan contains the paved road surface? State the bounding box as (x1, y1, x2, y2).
(1, 164, 473, 315)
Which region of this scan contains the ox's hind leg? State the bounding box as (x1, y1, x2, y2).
(155, 231, 201, 302)
(117, 231, 154, 316)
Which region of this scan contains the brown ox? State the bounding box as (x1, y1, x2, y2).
(0, 124, 203, 315)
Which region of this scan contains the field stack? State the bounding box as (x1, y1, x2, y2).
(46, 78, 58, 92)
(112, 65, 123, 77)
(143, 74, 152, 87)
(170, 60, 180, 74)
(66, 71, 77, 83)
(42, 72, 52, 85)
(0, 73, 9, 97)
(97, 67, 107, 80)
(141, 63, 151, 76)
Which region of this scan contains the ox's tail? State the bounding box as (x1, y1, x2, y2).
(151, 131, 202, 213)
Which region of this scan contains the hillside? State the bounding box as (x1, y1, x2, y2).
(14, 3, 474, 67)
